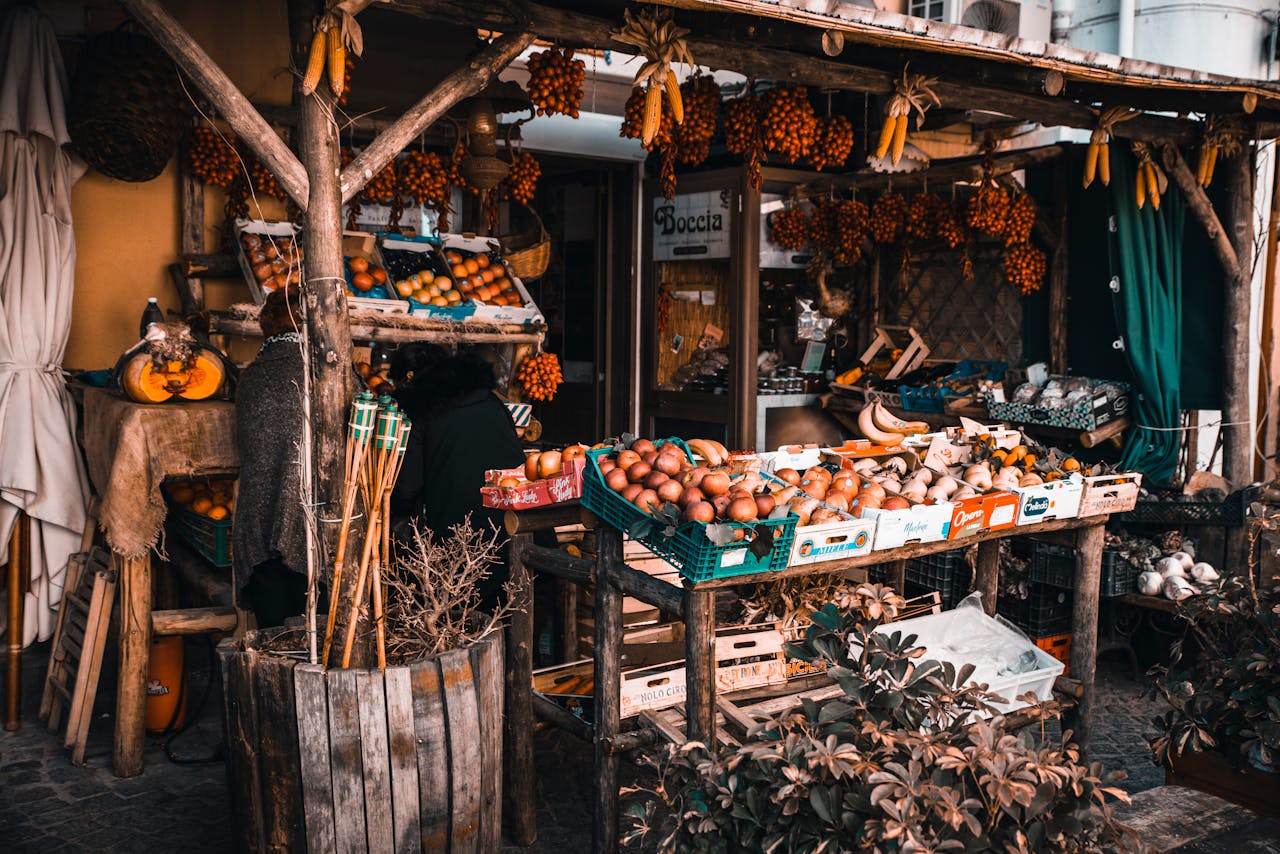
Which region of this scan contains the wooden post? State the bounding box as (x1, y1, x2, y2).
(289, 0, 359, 665)
(974, 539, 1001, 615)
(683, 587, 717, 744)
(1048, 159, 1071, 374)
(592, 524, 623, 854)
(504, 535, 536, 846)
(1063, 521, 1106, 753)
(560, 579, 579, 662)
(113, 553, 151, 777)
(115, 0, 309, 208)
(5, 512, 28, 731)
(1223, 147, 1256, 490)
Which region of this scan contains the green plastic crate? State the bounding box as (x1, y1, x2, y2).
(171, 505, 233, 568)
(581, 446, 797, 583)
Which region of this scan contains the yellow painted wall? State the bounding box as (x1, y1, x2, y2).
(63, 0, 292, 369)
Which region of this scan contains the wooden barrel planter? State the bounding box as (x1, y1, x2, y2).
(220, 631, 504, 852)
(1166, 749, 1280, 819)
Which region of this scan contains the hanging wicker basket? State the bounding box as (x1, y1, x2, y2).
(68, 29, 192, 183)
(500, 204, 551, 282)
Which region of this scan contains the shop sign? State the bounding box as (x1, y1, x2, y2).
(653, 190, 731, 260)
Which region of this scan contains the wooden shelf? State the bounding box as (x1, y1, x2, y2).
(208, 309, 546, 346)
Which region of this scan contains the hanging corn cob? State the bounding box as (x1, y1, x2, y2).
(612, 7, 694, 147)
(875, 68, 940, 166)
(1083, 106, 1139, 188)
(301, 3, 366, 99)
(1196, 115, 1244, 188)
(1131, 141, 1168, 211)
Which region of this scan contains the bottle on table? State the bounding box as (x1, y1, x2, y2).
(140, 297, 164, 338)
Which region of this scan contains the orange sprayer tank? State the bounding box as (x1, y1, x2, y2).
(145, 635, 187, 733)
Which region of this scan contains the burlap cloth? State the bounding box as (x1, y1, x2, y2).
(81, 386, 238, 559)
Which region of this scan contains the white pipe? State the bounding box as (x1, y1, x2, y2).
(1050, 0, 1074, 44)
(1117, 0, 1136, 57)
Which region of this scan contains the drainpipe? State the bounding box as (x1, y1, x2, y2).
(1117, 0, 1135, 57)
(1050, 0, 1073, 44)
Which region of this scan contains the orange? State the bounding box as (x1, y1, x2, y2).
(207, 505, 229, 521)
(451, 263, 468, 279)
(412, 288, 431, 303)
(444, 250, 462, 265)
(192, 496, 213, 515)
(475, 254, 490, 269)
(464, 257, 480, 275)
(168, 485, 194, 505)
(433, 276, 452, 291)
(348, 256, 369, 274)
(445, 290, 461, 304)
(430, 296, 448, 306)
(480, 269, 495, 284)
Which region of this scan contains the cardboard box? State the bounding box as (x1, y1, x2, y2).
(234, 219, 302, 305)
(480, 457, 585, 510)
(946, 490, 1019, 539)
(864, 502, 952, 550)
(788, 515, 876, 566)
(1012, 476, 1085, 525)
(1077, 473, 1143, 516)
(767, 444, 823, 473)
(441, 234, 544, 325)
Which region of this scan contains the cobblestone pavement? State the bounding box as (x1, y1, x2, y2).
(1, 640, 1166, 852)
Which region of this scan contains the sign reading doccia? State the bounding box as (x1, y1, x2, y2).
(653, 190, 732, 261)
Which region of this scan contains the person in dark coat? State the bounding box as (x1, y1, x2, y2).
(232, 289, 312, 628)
(390, 345, 525, 600)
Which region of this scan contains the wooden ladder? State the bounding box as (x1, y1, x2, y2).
(39, 546, 117, 764)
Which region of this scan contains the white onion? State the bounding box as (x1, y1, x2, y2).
(1190, 562, 1220, 583)
(1179, 540, 1196, 559)
(1157, 557, 1186, 578)
(1164, 576, 1195, 601)
(1171, 551, 1194, 571)
(1137, 571, 1163, 595)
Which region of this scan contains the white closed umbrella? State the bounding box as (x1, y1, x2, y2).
(0, 4, 90, 646)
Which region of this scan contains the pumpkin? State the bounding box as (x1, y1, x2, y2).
(120, 349, 225, 404)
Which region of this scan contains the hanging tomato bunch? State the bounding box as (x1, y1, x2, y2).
(724, 92, 765, 190)
(966, 183, 1010, 238)
(760, 85, 818, 165)
(250, 154, 288, 201)
(525, 47, 586, 118)
(188, 127, 239, 188)
(1005, 244, 1047, 295)
(905, 193, 944, 241)
(503, 151, 541, 205)
(832, 199, 871, 266)
(769, 206, 809, 252)
(517, 351, 564, 403)
(1003, 193, 1037, 246)
(674, 74, 719, 167)
(934, 200, 968, 249)
(400, 151, 452, 229)
(808, 115, 854, 172)
(870, 192, 908, 244)
(361, 160, 399, 205)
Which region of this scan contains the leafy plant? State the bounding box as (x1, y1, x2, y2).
(624, 585, 1135, 852)
(1149, 539, 1280, 770)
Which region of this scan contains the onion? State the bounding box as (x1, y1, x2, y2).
(1137, 571, 1163, 595)
(1190, 562, 1219, 583)
(1163, 576, 1194, 601)
(1171, 551, 1194, 571)
(1156, 557, 1185, 578)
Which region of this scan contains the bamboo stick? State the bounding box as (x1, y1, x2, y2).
(322, 393, 377, 664)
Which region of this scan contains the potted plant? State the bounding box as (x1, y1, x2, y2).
(1149, 565, 1280, 818)
(624, 585, 1138, 852)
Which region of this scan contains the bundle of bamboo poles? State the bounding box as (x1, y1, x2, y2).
(322, 391, 412, 669)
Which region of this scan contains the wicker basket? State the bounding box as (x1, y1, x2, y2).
(501, 205, 551, 281)
(68, 29, 192, 183)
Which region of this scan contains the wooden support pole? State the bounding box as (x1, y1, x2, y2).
(5, 512, 28, 731)
(1048, 158, 1071, 374)
(683, 587, 717, 744)
(592, 525, 623, 854)
(1063, 522, 1106, 754)
(339, 31, 534, 203)
(503, 536, 536, 846)
(151, 606, 238, 636)
(1224, 147, 1257, 490)
(974, 539, 1001, 615)
(115, 0, 309, 208)
(114, 553, 151, 777)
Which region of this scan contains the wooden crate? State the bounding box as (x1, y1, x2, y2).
(1166, 749, 1280, 820)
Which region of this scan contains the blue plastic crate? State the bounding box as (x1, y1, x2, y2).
(899, 360, 1007, 413)
(580, 446, 797, 584)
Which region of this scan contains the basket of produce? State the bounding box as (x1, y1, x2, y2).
(164, 478, 236, 569)
(68, 28, 191, 183)
(581, 440, 797, 583)
(899, 360, 1007, 414)
(986, 376, 1129, 431)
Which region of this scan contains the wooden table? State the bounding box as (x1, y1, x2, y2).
(501, 505, 1110, 852)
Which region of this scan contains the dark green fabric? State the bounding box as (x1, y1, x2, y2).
(1109, 151, 1184, 484)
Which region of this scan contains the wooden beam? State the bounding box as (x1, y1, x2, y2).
(152, 606, 238, 636)
(1048, 159, 1071, 374)
(1161, 144, 1240, 275)
(115, 0, 309, 209)
(392, 0, 1197, 144)
(803, 144, 1067, 197)
(340, 31, 534, 203)
(208, 312, 546, 346)
(1224, 147, 1257, 489)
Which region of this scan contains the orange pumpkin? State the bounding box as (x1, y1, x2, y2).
(121, 349, 225, 404)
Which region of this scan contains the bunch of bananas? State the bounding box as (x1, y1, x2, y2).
(1004, 193, 1037, 246)
(870, 192, 907, 244)
(905, 193, 944, 241)
(1005, 244, 1047, 295)
(503, 151, 540, 205)
(808, 115, 854, 172)
(612, 7, 692, 147)
(761, 85, 818, 164)
(966, 183, 1010, 237)
(301, 9, 363, 101)
(724, 92, 765, 189)
(769, 206, 809, 251)
(874, 70, 940, 165)
(517, 351, 564, 403)
(935, 201, 968, 249)
(525, 47, 585, 118)
(675, 74, 719, 167)
(188, 127, 238, 189)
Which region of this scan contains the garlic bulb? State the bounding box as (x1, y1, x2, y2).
(1157, 557, 1186, 578)
(1164, 576, 1194, 601)
(1137, 571, 1163, 595)
(1171, 551, 1194, 571)
(1190, 562, 1219, 583)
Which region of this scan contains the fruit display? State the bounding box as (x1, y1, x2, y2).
(1003, 193, 1037, 246)
(851, 400, 929, 446)
(505, 444, 589, 486)
(869, 192, 907, 244)
(674, 74, 719, 167)
(166, 477, 236, 521)
(344, 253, 391, 298)
(875, 70, 940, 165)
(760, 85, 818, 165)
(768, 206, 808, 252)
(354, 360, 392, 395)
(525, 46, 586, 118)
(517, 351, 563, 402)
(1004, 243, 1047, 295)
(239, 230, 303, 296)
(483, 444, 591, 509)
(905, 192, 944, 241)
(188, 127, 238, 189)
(808, 115, 854, 172)
(611, 7, 692, 146)
(399, 150, 453, 230)
(444, 247, 522, 307)
(965, 183, 1010, 238)
(724, 91, 766, 189)
(1082, 106, 1138, 188)
(503, 151, 540, 205)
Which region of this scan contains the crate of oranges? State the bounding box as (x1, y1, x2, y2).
(441, 235, 542, 324)
(164, 478, 235, 568)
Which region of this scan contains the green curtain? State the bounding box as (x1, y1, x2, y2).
(1110, 151, 1184, 484)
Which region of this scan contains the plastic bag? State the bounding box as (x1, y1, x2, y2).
(932, 593, 1040, 680)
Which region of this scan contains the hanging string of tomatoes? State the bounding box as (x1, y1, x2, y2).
(517, 351, 564, 403)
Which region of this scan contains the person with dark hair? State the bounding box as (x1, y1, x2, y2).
(390, 347, 524, 600)
(232, 288, 313, 628)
